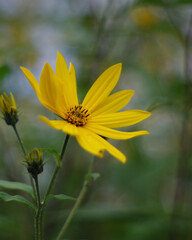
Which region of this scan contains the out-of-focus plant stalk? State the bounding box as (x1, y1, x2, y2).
(56, 158, 94, 240)
(12, 124, 37, 203)
(34, 175, 42, 240)
(12, 125, 26, 156)
(36, 134, 70, 240)
(169, 14, 192, 240)
(45, 134, 70, 198)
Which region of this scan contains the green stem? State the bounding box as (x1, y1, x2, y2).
(12, 124, 37, 202)
(45, 134, 70, 198)
(37, 135, 70, 239)
(34, 175, 43, 240)
(60, 134, 70, 161)
(34, 176, 41, 207)
(12, 124, 40, 239)
(29, 176, 37, 203)
(12, 124, 26, 156)
(56, 158, 94, 240)
(169, 14, 192, 240)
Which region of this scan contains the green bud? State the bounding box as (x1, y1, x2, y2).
(0, 93, 18, 126)
(27, 148, 43, 178)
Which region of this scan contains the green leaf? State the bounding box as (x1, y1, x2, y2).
(0, 192, 36, 210)
(47, 194, 76, 202)
(0, 180, 34, 198)
(42, 148, 61, 166)
(86, 173, 100, 181)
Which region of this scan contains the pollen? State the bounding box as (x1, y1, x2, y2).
(66, 105, 89, 126)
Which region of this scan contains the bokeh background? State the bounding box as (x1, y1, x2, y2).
(0, 0, 192, 239)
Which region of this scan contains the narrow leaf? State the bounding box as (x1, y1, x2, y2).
(0, 180, 34, 198)
(86, 173, 100, 181)
(42, 148, 61, 166)
(47, 194, 76, 201)
(0, 192, 36, 210)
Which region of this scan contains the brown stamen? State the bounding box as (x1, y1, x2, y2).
(66, 105, 89, 126)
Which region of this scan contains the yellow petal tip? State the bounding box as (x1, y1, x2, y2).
(129, 89, 135, 94)
(44, 62, 50, 68)
(57, 50, 62, 55)
(145, 131, 150, 135)
(146, 112, 152, 118)
(114, 62, 122, 70)
(38, 115, 48, 123)
(122, 158, 127, 164)
(57, 51, 65, 60)
(20, 66, 28, 73)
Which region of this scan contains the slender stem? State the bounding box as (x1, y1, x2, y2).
(169, 14, 192, 240)
(12, 124, 26, 156)
(30, 176, 37, 203)
(45, 134, 70, 198)
(36, 135, 70, 239)
(60, 134, 70, 161)
(12, 124, 37, 202)
(34, 175, 43, 240)
(34, 176, 41, 207)
(12, 124, 39, 239)
(56, 158, 94, 240)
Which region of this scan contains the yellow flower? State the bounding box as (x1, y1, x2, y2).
(20, 52, 151, 163)
(131, 7, 158, 28)
(0, 92, 18, 125)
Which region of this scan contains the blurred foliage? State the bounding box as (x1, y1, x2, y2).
(0, 0, 192, 239)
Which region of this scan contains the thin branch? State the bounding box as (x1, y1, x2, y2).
(56, 158, 94, 240)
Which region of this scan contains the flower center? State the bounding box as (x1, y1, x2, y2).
(66, 105, 89, 127)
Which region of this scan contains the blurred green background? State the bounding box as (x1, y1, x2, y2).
(0, 0, 192, 239)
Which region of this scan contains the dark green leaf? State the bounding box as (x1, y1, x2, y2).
(47, 194, 76, 201)
(0, 180, 34, 198)
(0, 192, 36, 210)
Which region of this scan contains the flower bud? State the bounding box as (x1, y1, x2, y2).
(0, 93, 18, 126)
(27, 148, 43, 178)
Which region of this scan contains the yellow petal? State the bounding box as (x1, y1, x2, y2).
(85, 123, 149, 139)
(39, 116, 80, 136)
(69, 62, 79, 105)
(76, 130, 104, 158)
(89, 110, 151, 128)
(0, 95, 6, 114)
(10, 93, 16, 109)
(40, 63, 57, 107)
(0, 95, 4, 113)
(20, 67, 40, 96)
(39, 62, 68, 116)
(20, 66, 55, 112)
(56, 51, 78, 108)
(91, 90, 134, 116)
(76, 128, 126, 163)
(3, 93, 11, 105)
(82, 63, 122, 112)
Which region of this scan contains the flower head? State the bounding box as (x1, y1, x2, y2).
(0, 92, 18, 126)
(21, 52, 151, 163)
(26, 148, 44, 178)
